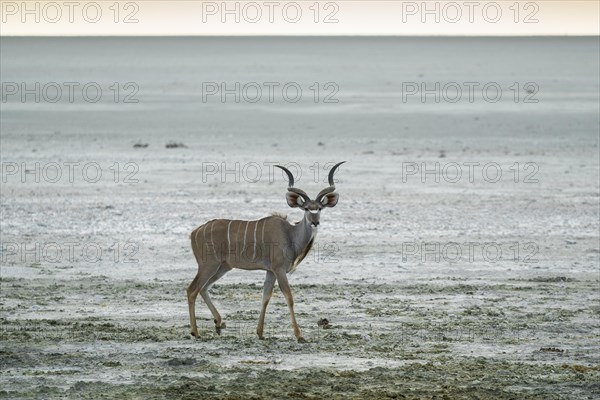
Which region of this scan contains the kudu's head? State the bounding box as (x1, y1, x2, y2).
(275, 162, 345, 227)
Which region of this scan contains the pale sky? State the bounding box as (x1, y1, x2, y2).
(1, 1, 598, 36)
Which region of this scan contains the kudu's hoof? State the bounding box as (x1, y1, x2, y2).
(297, 337, 307, 343)
(215, 320, 226, 335)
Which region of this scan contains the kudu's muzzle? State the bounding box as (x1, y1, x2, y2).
(307, 209, 320, 227)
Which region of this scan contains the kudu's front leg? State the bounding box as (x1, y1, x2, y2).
(275, 270, 306, 343)
(256, 271, 276, 339)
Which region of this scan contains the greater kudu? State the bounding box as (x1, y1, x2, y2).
(187, 161, 345, 342)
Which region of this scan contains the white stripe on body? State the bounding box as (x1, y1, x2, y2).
(227, 221, 232, 258)
(253, 220, 258, 260)
(243, 221, 249, 257)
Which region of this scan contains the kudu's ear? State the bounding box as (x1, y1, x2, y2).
(286, 192, 305, 208)
(321, 192, 339, 208)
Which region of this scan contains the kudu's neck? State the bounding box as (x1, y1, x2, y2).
(291, 213, 317, 248)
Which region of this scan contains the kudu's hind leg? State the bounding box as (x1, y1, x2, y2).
(187, 272, 203, 338)
(200, 263, 232, 334)
(187, 261, 221, 338)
